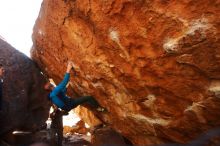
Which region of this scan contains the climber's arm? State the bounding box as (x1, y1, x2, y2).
(52, 62, 73, 94)
(52, 73, 70, 95)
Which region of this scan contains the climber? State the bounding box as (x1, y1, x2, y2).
(0, 64, 4, 111)
(44, 61, 105, 112)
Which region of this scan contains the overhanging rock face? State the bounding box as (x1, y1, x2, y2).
(32, 0, 220, 145)
(0, 39, 50, 136)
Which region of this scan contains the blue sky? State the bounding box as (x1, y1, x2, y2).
(0, 0, 43, 56)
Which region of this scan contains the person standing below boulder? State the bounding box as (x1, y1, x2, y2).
(0, 64, 4, 111)
(44, 61, 105, 112)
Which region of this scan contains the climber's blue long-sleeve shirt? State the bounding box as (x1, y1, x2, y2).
(49, 73, 70, 109)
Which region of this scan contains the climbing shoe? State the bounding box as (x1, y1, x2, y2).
(96, 107, 106, 112)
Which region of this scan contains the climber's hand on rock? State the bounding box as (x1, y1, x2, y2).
(67, 61, 73, 73)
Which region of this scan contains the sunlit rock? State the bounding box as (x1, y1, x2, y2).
(32, 0, 220, 145)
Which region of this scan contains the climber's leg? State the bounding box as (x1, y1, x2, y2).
(66, 96, 106, 112)
(73, 96, 99, 107)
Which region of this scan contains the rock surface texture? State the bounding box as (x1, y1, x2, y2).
(32, 0, 220, 145)
(91, 126, 129, 146)
(0, 39, 49, 137)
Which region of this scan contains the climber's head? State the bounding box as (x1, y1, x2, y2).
(44, 82, 55, 91)
(0, 64, 4, 77)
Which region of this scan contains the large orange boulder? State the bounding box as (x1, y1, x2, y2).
(32, 0, 220, 145)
